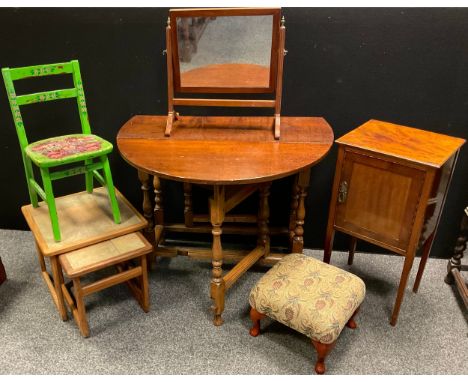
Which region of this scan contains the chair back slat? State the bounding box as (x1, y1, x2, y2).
(16, 88, 78, 106)
(8, 62, 74, 81)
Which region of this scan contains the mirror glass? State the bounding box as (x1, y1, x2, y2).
(176, 15, 273, 89)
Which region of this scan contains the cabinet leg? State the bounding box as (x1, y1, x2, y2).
(348, 236, 357, 265)
(323, 226, 335, 264)
(390, 254, 415, 326)
(413, 232, 434, 293)
(210, 185, 225, 326)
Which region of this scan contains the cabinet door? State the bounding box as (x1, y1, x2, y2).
(335, 150, 426, 253)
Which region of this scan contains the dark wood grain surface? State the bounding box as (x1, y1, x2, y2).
(336, 119, 465, 168)
(117, 115, 334, 185)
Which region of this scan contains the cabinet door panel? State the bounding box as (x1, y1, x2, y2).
(335, 151, 426, 252)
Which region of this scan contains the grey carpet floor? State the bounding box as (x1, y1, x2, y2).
(0, 229, 467, 375)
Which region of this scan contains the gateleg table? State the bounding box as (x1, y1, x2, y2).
(117, 115, 333, 325)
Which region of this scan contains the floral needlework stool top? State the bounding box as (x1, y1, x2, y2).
(249, 253, 366, 344)
(25, 134, 113, 166)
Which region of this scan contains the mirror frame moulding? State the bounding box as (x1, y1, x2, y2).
(169, 7, 281, 94)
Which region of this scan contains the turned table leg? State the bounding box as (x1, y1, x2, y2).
(258, 182, 271, 255)
(138, 170, 155, 242)
(183, 182, 193, 227)
(289, 174, 300, 250)
(210, 185, 226, 326)
(292, 169, 310, 253)
(153, 175, 165, 247)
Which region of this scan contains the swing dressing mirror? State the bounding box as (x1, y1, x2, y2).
(166, 8, 285, 138)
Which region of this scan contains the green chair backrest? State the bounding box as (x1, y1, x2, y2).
(2, 60, 91, 153)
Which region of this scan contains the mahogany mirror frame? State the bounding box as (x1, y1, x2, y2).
(165, 7, 286, 139)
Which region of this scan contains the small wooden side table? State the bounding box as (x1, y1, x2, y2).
(21, 187, 148, 322)
(117, 115, 334, 325)
(323, 119, 465, 325)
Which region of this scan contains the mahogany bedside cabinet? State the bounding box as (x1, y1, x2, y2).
(323, 119, 465, 325)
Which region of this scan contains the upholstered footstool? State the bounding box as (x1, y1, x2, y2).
(249, 253, 366, 374)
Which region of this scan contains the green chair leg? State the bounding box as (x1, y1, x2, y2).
(100, 155, 121, 224)
(24, 155, 38, 207)
(85, 159, 93, 193)
(40, 167, 61, 242)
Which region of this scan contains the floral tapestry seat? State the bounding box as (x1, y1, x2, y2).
(249, 253, 366, 374)
(25, 134, 113, 167)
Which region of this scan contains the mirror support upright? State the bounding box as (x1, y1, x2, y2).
(165, 17, 178, 137)
(274, 16, 286, 139)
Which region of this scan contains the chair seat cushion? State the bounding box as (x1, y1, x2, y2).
(25, 134, 112, 166)
(249, 253, 366, 344)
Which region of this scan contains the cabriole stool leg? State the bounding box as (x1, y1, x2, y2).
(249, 307, 266, 337)
(311, 340, 336, 375)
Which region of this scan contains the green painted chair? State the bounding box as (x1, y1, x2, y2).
(2, 60, 121, 242)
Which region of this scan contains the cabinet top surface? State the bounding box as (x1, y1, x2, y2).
(117, 115, 334, 184)
(336, 119, 465, 168)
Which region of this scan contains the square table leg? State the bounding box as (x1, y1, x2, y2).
(34, 241, 68, 321)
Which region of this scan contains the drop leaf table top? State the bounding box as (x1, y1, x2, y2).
(117, 115, 334, 185)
